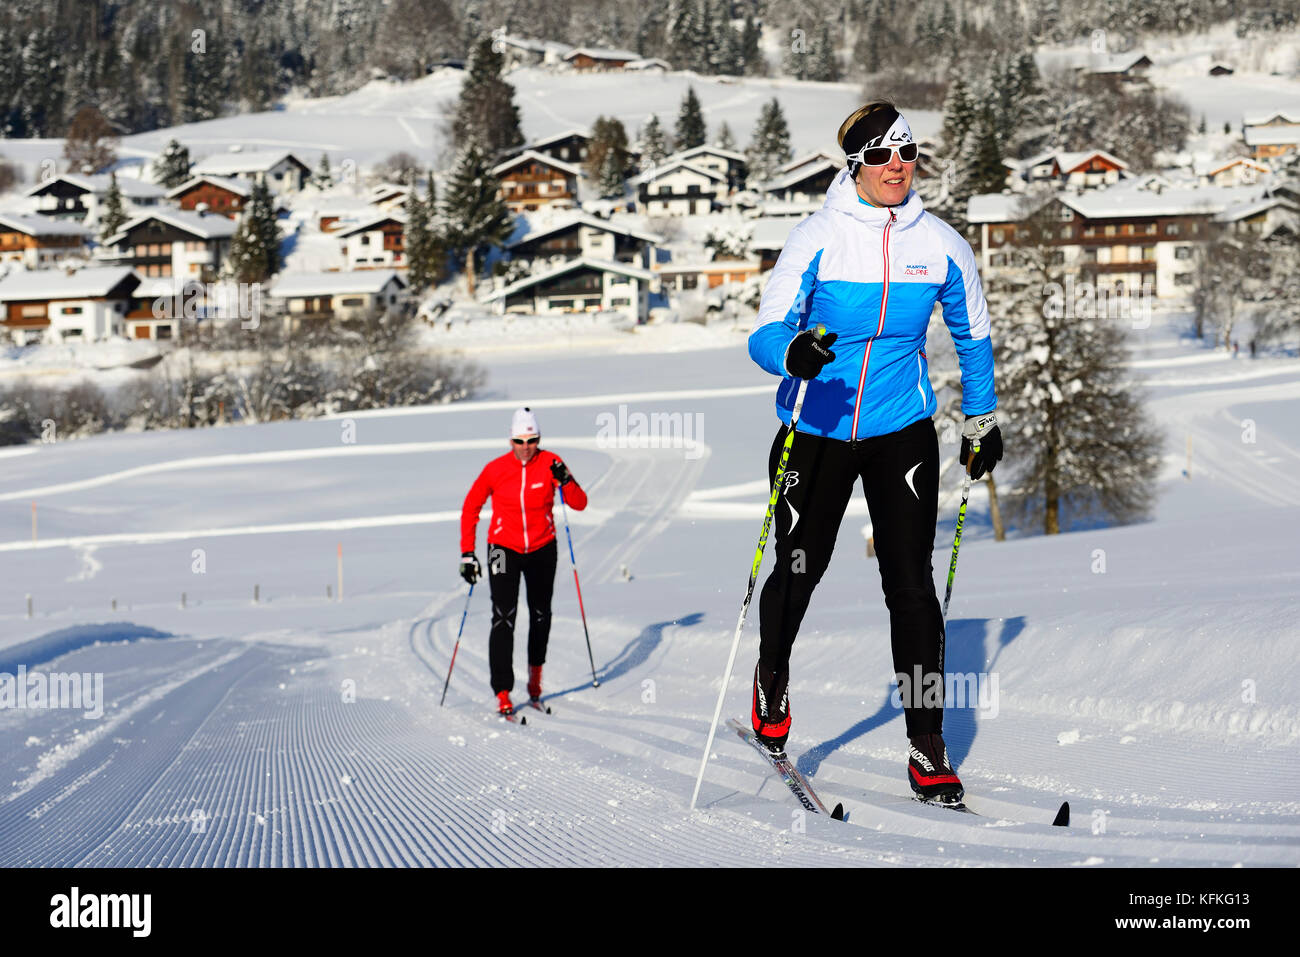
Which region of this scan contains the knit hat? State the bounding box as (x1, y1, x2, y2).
(511, 406, 539, 439)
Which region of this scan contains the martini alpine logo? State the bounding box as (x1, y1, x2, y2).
(904, 264, 929, 276)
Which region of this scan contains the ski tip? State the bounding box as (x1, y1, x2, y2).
(831, 803, 845, 821)
(520, 715, 528, 726)
(1052, 801, 1070, 827)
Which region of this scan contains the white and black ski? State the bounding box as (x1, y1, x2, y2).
(726, 719, 844, 820)
(527, 698, 552, 715)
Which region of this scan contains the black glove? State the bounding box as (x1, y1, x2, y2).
(459, 551, 481, 585)
(550, 460, 571, 486)
(785, 329, 838, 380)
(960, 412, 1003, 480)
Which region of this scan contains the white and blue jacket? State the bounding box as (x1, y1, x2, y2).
(749, 168, 996, 441)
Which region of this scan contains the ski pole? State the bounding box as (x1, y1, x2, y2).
(439, 583, 474, 707)
(942, 447, 977, 620)
(690, 327, 823, 811)
(558, 485, 599, 687)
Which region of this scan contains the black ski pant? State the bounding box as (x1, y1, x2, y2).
(487, 541, 557, 695)
(757, 415, 946, 736)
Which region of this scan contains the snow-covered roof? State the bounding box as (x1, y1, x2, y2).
(481, 257, 652, 301)
(1214, 195, 1299, 223)
(654, 258, 760, 273)
(492, 150, 584, 178)
(368, 183, 411, 201)
(1243, 127, 1300, 147)
(335, 214, 407, 238)
(671, 145, 748, 165)
(763, 158, 838, 193)
(506, 212, 660, 249)
(1243, 112, 1300, 127)
(625, 58, 670, 70)
(966, 192, 1035, 224)
(1052, 149, 1130, 173)
(563, 46, 638, 63)
(750, 199, 822, 218)
(192, 150, 309, 176)
(25, 174, 166, 200)
(632, 159, 726, 186)
(0, 266, 138, 301)
(748, 217, 800, 250)
(779, 151, 842, 175)
(0, 212, 92, 238)
(1081, 53, 1151, 74)
(525, 129, 591, 150)
(1058, 182, 1265, 219)
(271, 270, 407, 298)
(493, 34, 573, 56)
(103, 209, 239, 245)
(165, 174, 252, 199)
(1193, 157, 1271, 178)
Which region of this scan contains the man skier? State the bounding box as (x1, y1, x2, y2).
(747, 102, 1003, 804)
(460, 407, 587, 715)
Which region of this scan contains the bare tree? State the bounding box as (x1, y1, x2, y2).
(64, 106, 119, 173)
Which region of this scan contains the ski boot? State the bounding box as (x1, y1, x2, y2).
(495, 690, 515, 716)
(751, 661, 791, 754)
(527, 665, 543, 704)
(908, 732, 964, 804)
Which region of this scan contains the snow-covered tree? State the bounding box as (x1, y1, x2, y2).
(440, 143, 513, 295)
(746, 98, 792, 185)
(675, 86, 707, 151)
(99, 173, 128, 241)
(715, 120, 736, 152)
(312, 153, 335, 191)
(451, 37, 523, 155)
(65, 106, 119, 173)
(986, 198, 1163, 534)
(639, 114, 671, 169)
(704, 222, 752, 259)
(229, 180, 281, 283)
(152, 139, 191, 189)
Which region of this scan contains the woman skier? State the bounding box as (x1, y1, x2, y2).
(746, 101, 1003, 804)
(460, 407, 587, 715)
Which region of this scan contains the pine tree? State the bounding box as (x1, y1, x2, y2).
(152, 139, 192, 189)
(740, 13, 764, 76)
(985, 200, 1163, 534)
(586, 116, 630, 183)
(746, 98, 792, 184)
(231, 180, 282, 283)
(811, 22, 840, 82)
(940, 76, 975, 155)
(640, 114, 671, 169)
(666, 0, 698, 73)
(405, 170, 437, 292)
(451, 37, 524, 155)
(716, 121, 736, 152)
(598, 147, 626, 198)
(956, 107, 1007, 206)
(675, 86, 707, 150)
(99, 173, 128, 241)
(441, 143, 513, 295)
(312, 153, 334, 190)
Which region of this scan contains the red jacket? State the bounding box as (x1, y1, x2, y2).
(461, 449, 588, 555)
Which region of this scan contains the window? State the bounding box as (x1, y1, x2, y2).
(360, 235, 371, 245)
(62, 305, 84, 315)
(156, 324, 173, 339)
(1142, 246, 1155, 260)
(1083, 225, 1097, 237)
(1059, 225, 1072, 238)
(992, 228, 1006, 242)
(1167, 223, 1180, 235)
(1175, 245, 1193, 260)
(1104, 225, 1116, 236)
(611, 297, 631, 306)
(21, 304, 46, 318)
(659, 185, 671, 195)
(1144, 223, 1157, 235)
(340, 297, 365, 306)
(1174, 273, 1193, 286)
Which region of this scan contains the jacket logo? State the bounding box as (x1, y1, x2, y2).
(904, 264, 928, 276)
(531, 482, 545, 489)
